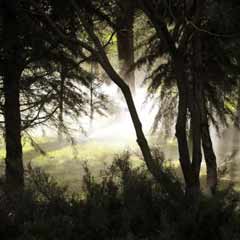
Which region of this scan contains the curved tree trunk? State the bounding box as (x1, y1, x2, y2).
(70, 6, 159, 180)
(99, 56, 159, 178)
(3, 0, 24, 191)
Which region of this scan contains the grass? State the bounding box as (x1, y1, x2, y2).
(0, 136, 150, 191)
(0, 134, 237, 192)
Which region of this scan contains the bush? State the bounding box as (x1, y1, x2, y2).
(0, 153, 240, 240)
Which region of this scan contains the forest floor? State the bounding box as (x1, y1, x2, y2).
(0, 136, 179, 191)
(0, 135, 237, 192)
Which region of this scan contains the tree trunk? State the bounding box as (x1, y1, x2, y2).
(89, 80, 94, 127)
(139, 8, 200, 195)
(98, 55, 160, 179)
(117, 1, 135, 93)
(200, 95, 217, 194)
(187, 39, 203, 195)
(58, 65, 65, 141)
(201, 121, 217, 194)
(189, 86, 202, 195)
(194, 34, 217, 195)
(89, 63, 96, 130)
(76, 5, 158, 181)
(174, 56, 197, 194)
(3, 0, 24, 190)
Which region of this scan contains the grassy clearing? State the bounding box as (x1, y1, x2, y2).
(29, 140, 142, 191)
(0, 136, 150, 191)
(0, 135, 235, 192)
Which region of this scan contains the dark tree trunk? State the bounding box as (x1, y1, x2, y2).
(89, 80, 94, 126)
(138, 0, 210, 197)
(174, 56, 197, 194)
(201, 120, 217, 194)
(188, 84, 202, 195)
(89, 62, 97, 129)
(194, 35, 217, 195)
(117, 0, 135, 93)
(187, 35, 203, 195)
(200, 93, 217, 194)
(2, 1, 24, 190)
(140, 6, 202, 194)
(175, 54, 203, 197)
(58, 65, 65, 141)
(3, 70, 24, 190)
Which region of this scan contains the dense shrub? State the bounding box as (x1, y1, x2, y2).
(0, 153, 240, 240)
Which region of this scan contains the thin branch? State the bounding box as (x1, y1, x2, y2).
(186, 18, 240, 38)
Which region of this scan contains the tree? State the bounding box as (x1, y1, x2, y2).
(136, 0, 240, 195)
(31, 0, 163, 179)
(0, 0, 106, 189)
(1, 0, 24, 190)
(134, 0, 205, 195)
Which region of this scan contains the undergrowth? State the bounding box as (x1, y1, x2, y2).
(0, 153, 240, 240)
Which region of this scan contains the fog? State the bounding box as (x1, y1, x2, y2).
(22, 70, 240, 188)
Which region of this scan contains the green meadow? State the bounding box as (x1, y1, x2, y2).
(1, 135, 232, 192)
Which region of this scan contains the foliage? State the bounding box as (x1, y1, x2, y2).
(0, 154, 240, 240)
(0, 0, 112, 133)
(134, 0, 240, 133)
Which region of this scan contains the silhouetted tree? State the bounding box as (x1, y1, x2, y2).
(1, 0, 24, 190)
